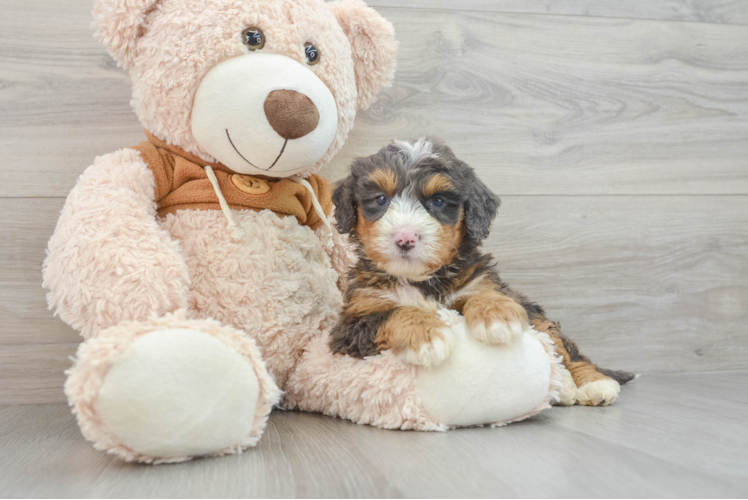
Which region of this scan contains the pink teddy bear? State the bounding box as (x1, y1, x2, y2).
(44, 0, 563, 464)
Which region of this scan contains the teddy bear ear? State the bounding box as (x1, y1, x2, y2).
(93, 0, 160, 69)
(328, 0, 398, 110)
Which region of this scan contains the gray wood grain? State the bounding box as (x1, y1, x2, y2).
(3, 2, 748, 197)
(366, 0, 748, 26)
(326, 8, 748, 195)
(1, 372, 747, 498)
(2, 194, 746, 403)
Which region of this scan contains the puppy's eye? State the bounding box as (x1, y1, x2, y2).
(242, 28, 265, 50)
(430, 197, 445, 208)
(375, 195, 389, 206)
(304, 43, 320, 65)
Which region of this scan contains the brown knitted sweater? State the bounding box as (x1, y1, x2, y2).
(130, 131, 332, 230)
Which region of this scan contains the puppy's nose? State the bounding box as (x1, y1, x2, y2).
(395, 231, 418, 251)
(264, 89, 320, 140)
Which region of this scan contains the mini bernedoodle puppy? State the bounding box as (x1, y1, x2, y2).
(330, 138, 635, 406)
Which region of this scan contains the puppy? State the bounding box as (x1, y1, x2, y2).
(330, 138, 635, 405)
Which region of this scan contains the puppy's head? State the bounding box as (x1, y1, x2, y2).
(333, 138, 500, 279)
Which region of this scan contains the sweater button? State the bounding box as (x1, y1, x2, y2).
(231, 174, 270, 195)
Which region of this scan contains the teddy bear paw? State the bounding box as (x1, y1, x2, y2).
(91, 328, 264, 460)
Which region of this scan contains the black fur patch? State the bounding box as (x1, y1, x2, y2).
(330, 309, 392, 358)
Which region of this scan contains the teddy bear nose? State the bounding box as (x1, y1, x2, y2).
(263, 89, 320, 140)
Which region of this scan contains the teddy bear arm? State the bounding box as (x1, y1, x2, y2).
(43, 147, 191, 339)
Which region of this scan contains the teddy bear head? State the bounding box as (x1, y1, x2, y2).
(94, 0, 397, 178)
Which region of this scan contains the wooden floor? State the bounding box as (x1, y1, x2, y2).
(1, 372, 747, 498)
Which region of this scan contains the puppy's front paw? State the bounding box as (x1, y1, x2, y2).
(377, 307, 454, 368)
(463, 292, 528, 345)
(397, 328, 453, 367)
(470, 319, 525, 345)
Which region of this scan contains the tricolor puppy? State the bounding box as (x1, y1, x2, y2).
(330, 139, 634, 407)
(330, 138, 529, 366)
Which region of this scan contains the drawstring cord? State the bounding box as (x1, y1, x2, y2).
(202, 166, 333, 250)
(291, 175, 334, 251)
(203, 166, 245, 242)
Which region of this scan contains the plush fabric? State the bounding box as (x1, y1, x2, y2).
(284, 333, 445, 431)
(328, 0, 398, 110)
(284, 310, 563, 431)
(97, 329, 261, 458)
(190, 53, 339, 176)
(64, 311, 280, 464)
(414, 316, 555, 427)
(43, 148, 190, 339)
(157, 207, 342, 388)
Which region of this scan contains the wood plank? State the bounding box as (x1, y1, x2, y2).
(489, 195, 748, 375)
(1, 373, 747, 497)
(325, 8, 748, 195)
(2, 3, 748, 197)
(546, 371, 748, 480)
(0, 343, 74, 404)
(367, 0, 748, 26)
(1, 194, 746, 403)
(0, 0, 144, 198)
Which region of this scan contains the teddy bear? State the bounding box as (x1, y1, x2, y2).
(44, 0, 566, 464)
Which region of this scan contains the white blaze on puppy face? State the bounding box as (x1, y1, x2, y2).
(373, 190, 442, 279)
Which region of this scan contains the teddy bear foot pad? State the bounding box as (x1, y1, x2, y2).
(65, 315, 280, 463)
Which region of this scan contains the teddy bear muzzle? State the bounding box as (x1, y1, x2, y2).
(191, 53, 338, 178)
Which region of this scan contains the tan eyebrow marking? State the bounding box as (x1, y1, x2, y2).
(369, 168, 398, 196)
(423, 174, 453, 197)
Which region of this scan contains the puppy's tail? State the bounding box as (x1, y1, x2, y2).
(597, 367, 638, 385)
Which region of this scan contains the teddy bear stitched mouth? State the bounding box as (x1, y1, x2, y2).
(226, 129, 287, 171)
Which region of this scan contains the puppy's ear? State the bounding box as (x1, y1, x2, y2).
(464, 171, 500, 241)
(332, 175, 358, 234)
(94, 0, 160, 69)
(328, 0, 398, 110)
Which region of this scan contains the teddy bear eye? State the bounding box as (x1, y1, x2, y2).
(304, 43, 320, 65)
(242, 28, 265, 50)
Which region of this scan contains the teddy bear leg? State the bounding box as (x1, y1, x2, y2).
(283, 334, 447, 432)
(65, 311, 280, 463)
(285, 313, 564, 430)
